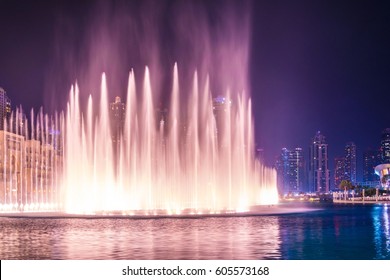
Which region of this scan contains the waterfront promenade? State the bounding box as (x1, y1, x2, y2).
(333, 194, 390, 204)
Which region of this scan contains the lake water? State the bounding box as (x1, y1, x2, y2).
(0, 203, 389, 259)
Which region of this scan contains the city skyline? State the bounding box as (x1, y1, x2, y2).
(4, 86, 387, 191)
(0, 0, 389, 179)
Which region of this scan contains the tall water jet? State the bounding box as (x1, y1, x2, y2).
(60, 65, 278, 215)
(0, 1, 278, 216)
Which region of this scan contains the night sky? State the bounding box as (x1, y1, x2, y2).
(0, 0, 389, 181)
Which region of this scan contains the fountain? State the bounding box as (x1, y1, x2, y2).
(63, 64, 278, 215)
(0, 64, 278, 216)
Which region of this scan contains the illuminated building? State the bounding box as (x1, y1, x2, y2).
(363, 149, 381, 187)
(344, 142, 357, 185)
(0, 113, 62, 210)
(375, 164, 390, 189)
(276, 147, 305, 194)
(213, 95, 231, 148)
(0, 131, 24, 206)
(371, 129, 390, 190)
(334, 157, 345, 189)
(0, 87, 11, 130)
(109, 96, 125, 144)
(309, 131, 330, 193)
(24, 140, 61, 207)
(381, 128, 390, 163)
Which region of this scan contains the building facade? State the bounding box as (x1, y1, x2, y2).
(0, 97, 63, 211)
(344, 142, 357, 185)
(334, 157, 345, 189)
(0, 131, 62, 210)
(0, 131, 24, 206)
(212, 96, 231, 149)
(276, 147, 305, 194)
(363, 149, 381, 187)
(309, 131, 330, 193)
(381, 128, 390, 163)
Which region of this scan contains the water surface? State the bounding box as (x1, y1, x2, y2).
(0, 203, 389, 259)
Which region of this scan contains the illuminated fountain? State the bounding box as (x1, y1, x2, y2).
(0, 64, 278, 215)
(62, 64, 278, 215)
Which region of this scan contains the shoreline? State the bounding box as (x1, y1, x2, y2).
(0, 204, 322, 219)
(333, 199, 390, 205)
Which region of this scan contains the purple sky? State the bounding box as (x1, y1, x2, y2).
(0, 0, 389, 182)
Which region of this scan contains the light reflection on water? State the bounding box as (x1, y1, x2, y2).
(0, 216, 281, 260)
(0, 204, 389, 260)
(372, 204, 390, 259)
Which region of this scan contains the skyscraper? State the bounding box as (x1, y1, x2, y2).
(212, 96, 231, 148)
(109, 96, 125, 170)
(344, 142, 357, 185)
(0, 87, 11, 130)
(381, 128, 390, 163)
(109, 96, 125, 144)
(276, 147, 305, 194)
(289, 147, 305, 193)
(334, 157, 345, 189)
(363, 149, 381, 187)
(309, 131, 330, 193)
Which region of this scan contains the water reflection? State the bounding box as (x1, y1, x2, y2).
(0, 216, 281, 259)
(372, 205, 390, 259)
(1, 204, 389, 259)
(275, 204, 389, 259)
(384, 205, 390, 254)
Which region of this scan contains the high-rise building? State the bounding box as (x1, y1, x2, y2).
(289, 147, 305, 193)
(275, 148, 289, 194)
(363, 149, 381, 187)
(109, 96, 125, 170)
(0, 87, 11, 130)
(344, 142, 357, 185)
(276, 147, 305, 194)
(212, 96, 231, 148)
(334, 157, 345, 189)
(381, 128, 390, 163)
(109, 96, 125, 144)
(309, 131, 330, 193)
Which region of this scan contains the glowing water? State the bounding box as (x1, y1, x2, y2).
(62, 65, 278, 215)
(0, 65, 278, 215)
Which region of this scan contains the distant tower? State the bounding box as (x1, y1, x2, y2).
(289, 147, 305, 193)
(363, 149, 381, 187)
(309, 131, 330, 193)
(381, 128, 390, 163)
(278, 148, 290, 194)
(344, 142, 357, 185)
(0, 87, 11, 130)
(334, 157, 345, 189)
(276, 147, 305, 194)
(212, 96, 231, 148)
(109, 96, 125, 144)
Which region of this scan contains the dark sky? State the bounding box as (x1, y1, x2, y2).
(0, 0, 389, 182)
(250, 0, 390, 180)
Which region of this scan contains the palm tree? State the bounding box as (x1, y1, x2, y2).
(339, 180, 353, 200)
(339, 180, 353, 191)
